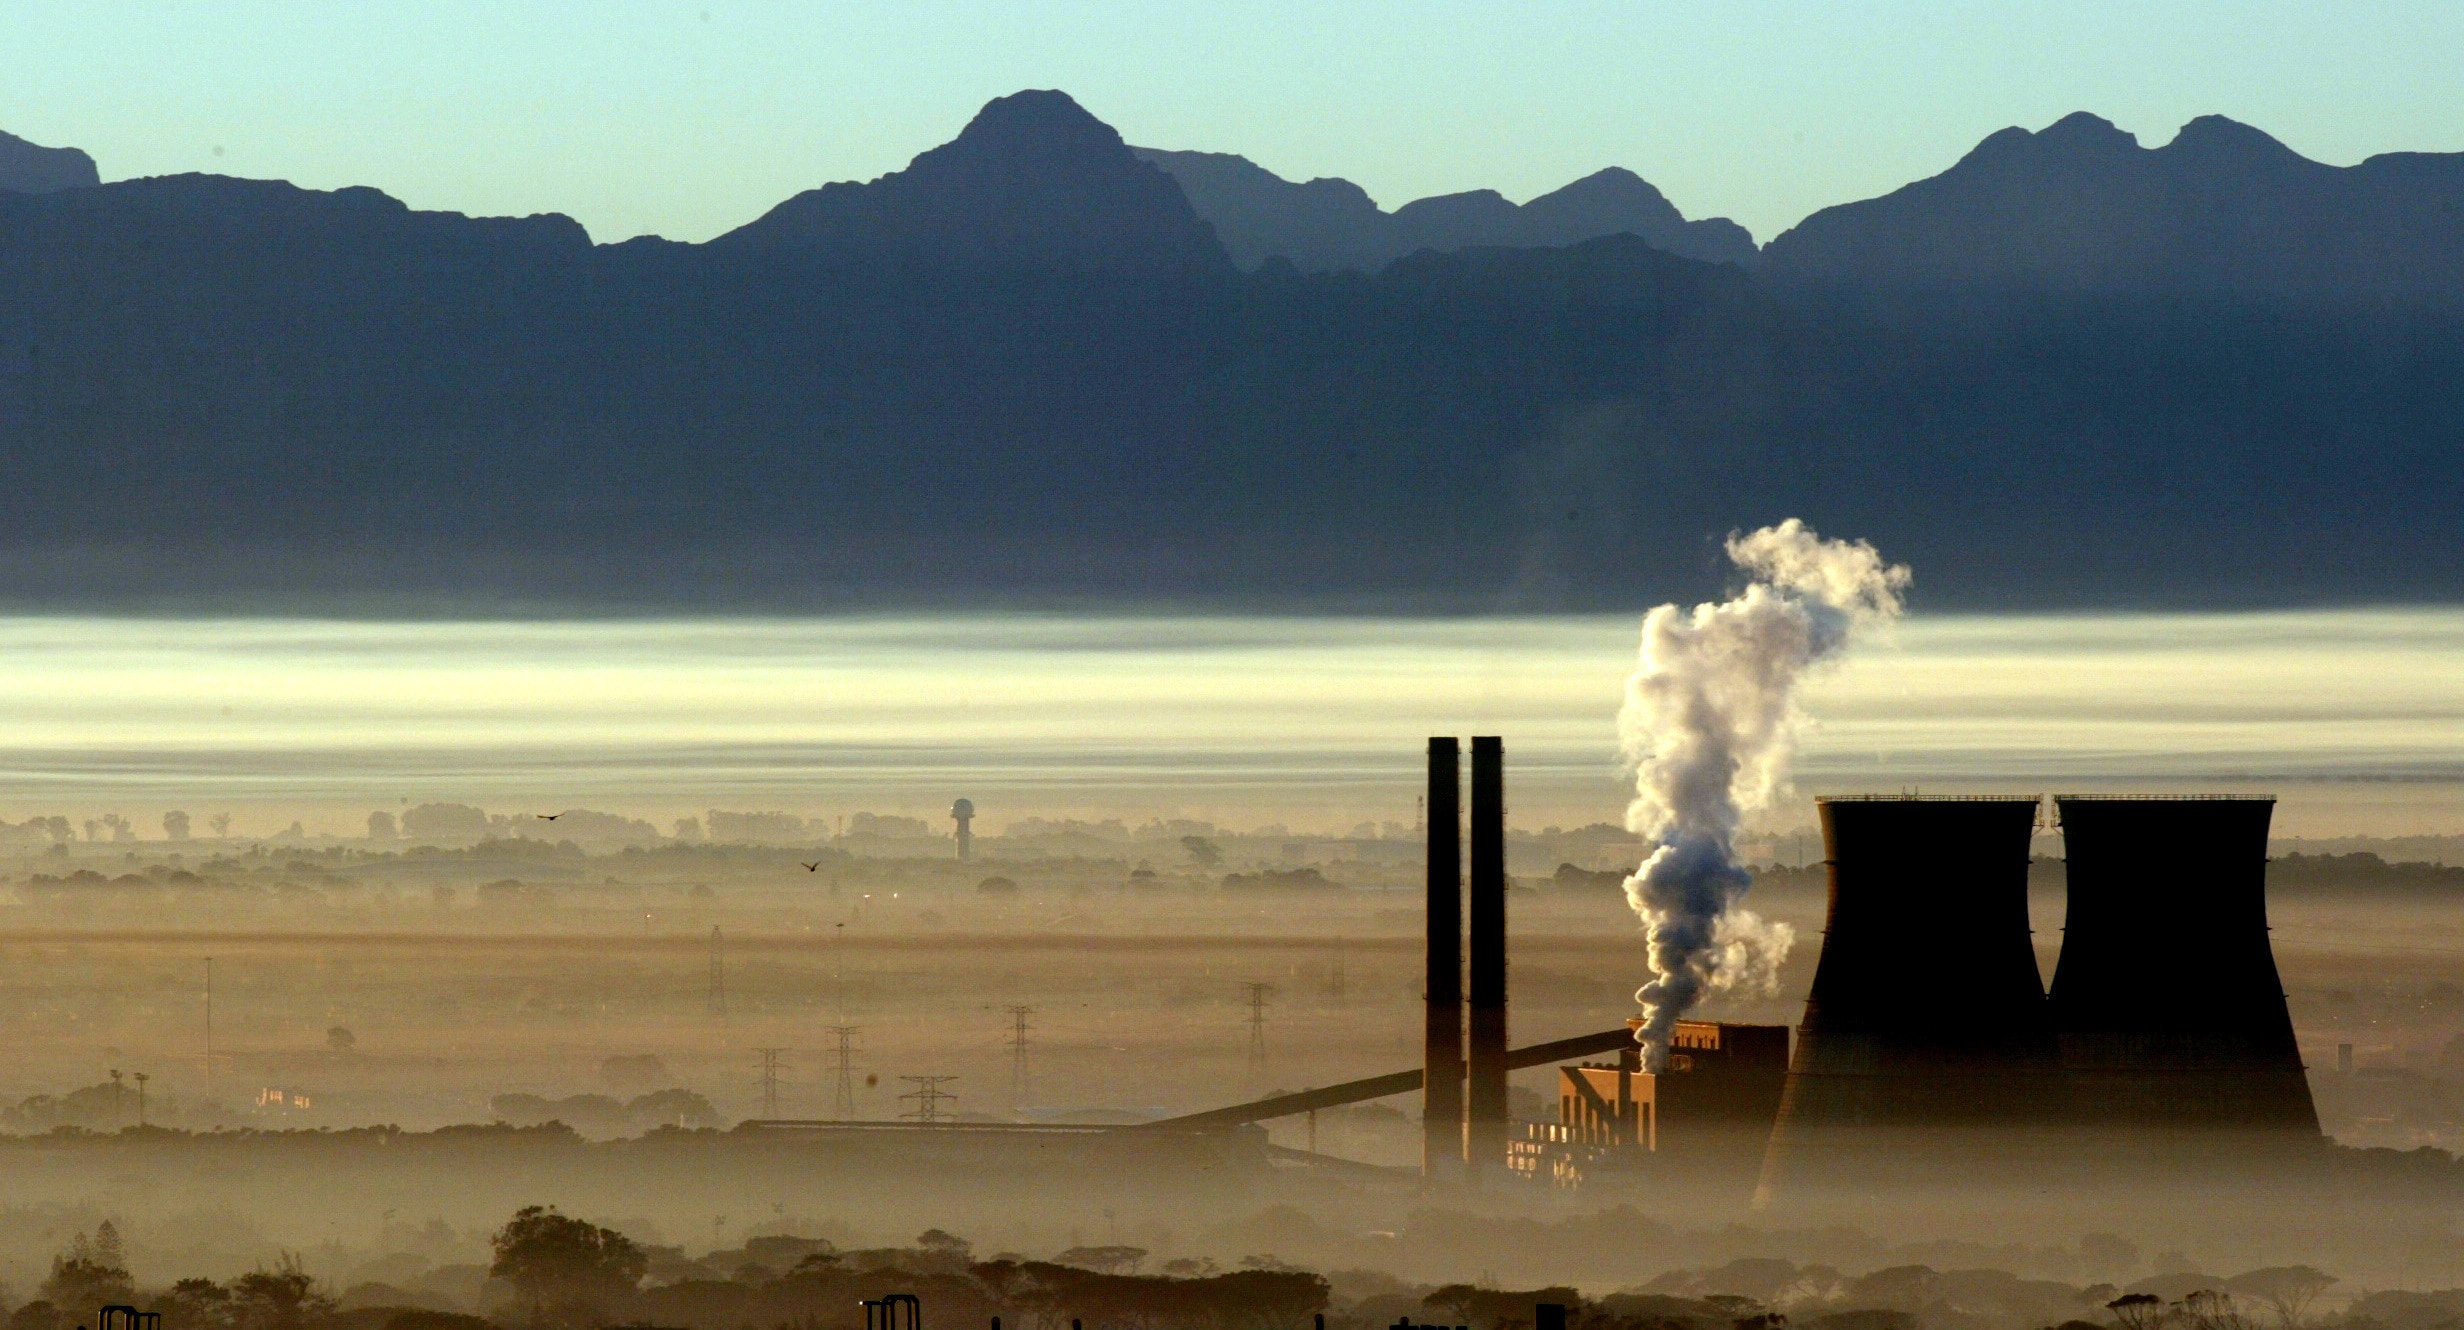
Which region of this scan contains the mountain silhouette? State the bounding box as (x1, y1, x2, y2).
(1135, 150, 1756, 271)
(1764, 112, 2464, 298)
(1128, 150, 1392, 272)
(721, 90, 1230, 279)
(0, 130, 99, 194)
(0, 97, 2460, 611)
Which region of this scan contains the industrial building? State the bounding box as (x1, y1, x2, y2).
(1556, 1020, 1789, 1156)
(1148, 769, 2325, 1200)
(1507, 1018, 1792, 1188)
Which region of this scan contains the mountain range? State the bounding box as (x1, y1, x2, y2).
(1765, 111, 2464, 298)
(1132, 149, 1758, 271)
(0, 92, 2459, 611)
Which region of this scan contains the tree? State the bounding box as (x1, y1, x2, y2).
(1180, 835, 1221, 868)
(209, 813, 232, 838)
(1209, 1270, 1329, 1330)
(163, 810, 191, 840)
(489, 1205, 646, 1319)
(2179, 1291, 2259, 1330)
(229, 1255, 333, 1330)
(625, 1088, 719, 1129)
(40, 1223, 133, 1313)
(2226, 1268, 2337, 1328)
(1426, 1284, 1578, 1330)
(2108, 1293, 2166, 1330)
(327, 1026, 356, 1053)
(1052, 1246, 1145, 1275)
(157, 1276, 236, 1330)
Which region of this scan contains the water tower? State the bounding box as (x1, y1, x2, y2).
(951, 798, 975, 861)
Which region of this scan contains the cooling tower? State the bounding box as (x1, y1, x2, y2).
(2051, 797, 2319, 1138)
(1758, 796, 2058, 1198)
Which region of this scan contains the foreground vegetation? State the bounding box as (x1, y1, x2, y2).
(11, 1207, 2464, 1330)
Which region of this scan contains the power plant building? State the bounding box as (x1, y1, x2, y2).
(1557, 1020, 1789, 1156)
(1182, 751, 2327, 1200)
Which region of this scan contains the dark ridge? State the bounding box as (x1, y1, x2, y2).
(2, 96, 2463, 612)
(0, 130, 99, 194)
(1133, 149, 1757, 271)
(719, 90, 1229, 279)
(1763, 111, 2464, 298)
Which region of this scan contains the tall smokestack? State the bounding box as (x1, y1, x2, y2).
(2052, 797, 2319, 1142)
(1758, 796, 2059, 1200)
(1423, 737, 1464, 1179)
(1466, 736, 1508, 1179)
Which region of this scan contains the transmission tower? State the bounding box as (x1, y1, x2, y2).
(706, 925, 727, 1020)
(827, 1024, 860, 1119)
(1003, 1005, 1034, 1109)
(756, 1047, 785, 1118)
(1242, 982, 1273, 1079)
(898, 1075, 958, 1123)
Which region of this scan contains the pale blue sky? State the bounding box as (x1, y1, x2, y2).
(5, 2, 2460, 244)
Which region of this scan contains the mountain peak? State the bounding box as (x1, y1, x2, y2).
(718, 90, 1229, 277)
(0, 130, 100, 194)
(2039, 111, 2138, 149)
(948, 89, 1121, 151)
(1523, 167, 1686, 233)
(2162, 115, 2306, 169)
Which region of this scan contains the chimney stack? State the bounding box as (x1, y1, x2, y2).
(1423, 738, 1464, 1178)
(1466, 736, 1509, 1179)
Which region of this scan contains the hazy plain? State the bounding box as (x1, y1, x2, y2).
(0, 609, 2460, 1304)
(0, 608, 2461, 837)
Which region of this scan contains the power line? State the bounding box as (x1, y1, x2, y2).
(756, 1047, 786, 1118)
(203, 956, 214, 1107)
(898, 1075, 958, 1124)
(1242, 982, 1273, 1080)
(1003, 1005, 1034, 1110)
(827, 1025, 860, 1119)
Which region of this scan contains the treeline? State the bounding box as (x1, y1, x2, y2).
(2267, 854, 2464, 895)
(22, 1208, 2464, 1330)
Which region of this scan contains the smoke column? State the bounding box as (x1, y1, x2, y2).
(1620, 520, 1910, 1066)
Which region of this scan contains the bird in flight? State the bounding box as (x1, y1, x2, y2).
(800, 862, 821, 872)
(537, 813, 562, 821)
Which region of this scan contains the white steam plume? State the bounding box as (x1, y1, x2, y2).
(1620, 519, 1910, 1067)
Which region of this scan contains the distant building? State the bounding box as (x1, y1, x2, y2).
(1512, 1019, 1790, 1187)
(951, 798, 975, 861)
(1558, 1020, 1789, 1154)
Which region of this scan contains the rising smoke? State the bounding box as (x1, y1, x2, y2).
(1621, 520, 1910, 1066)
